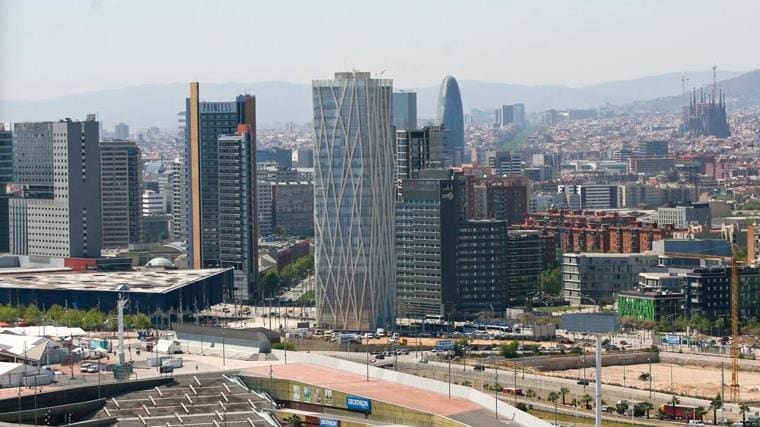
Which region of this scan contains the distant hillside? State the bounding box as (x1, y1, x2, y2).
(621, 69, 760, 113)
(0, 70, 749, 128)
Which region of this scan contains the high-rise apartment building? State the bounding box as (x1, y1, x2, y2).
(456, 220, 510, 317)
(100, 140, 141, 249)
(10, 118, 101, 257)
(312, 71, 395, 330)
(392, 91, 417, 130)
(485, 176, 529, 225)
(218, 126, 257, 301)
(396, 170, 464, 320)
(186, 83, 258, 301)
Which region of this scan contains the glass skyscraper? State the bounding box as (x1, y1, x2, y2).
(312, 71, 395, 330)
(435, 75, 464, 165)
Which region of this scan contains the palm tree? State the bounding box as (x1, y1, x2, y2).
(740, 404, 750, 426)
(710, 393, 722, 425)
(548, 391, 560, 425)
(581, 393, 593, 410)
(559, 387, 569, 405)
(639, 401, 654, 419)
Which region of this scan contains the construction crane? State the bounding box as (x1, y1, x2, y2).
(730, 244, 741, 401)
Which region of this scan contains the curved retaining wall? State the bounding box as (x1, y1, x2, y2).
(270, 349, 551, 427)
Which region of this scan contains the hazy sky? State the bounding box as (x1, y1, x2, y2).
(2, 0, 758, 100)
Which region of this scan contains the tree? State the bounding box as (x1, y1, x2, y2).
(539, 267, 562, 296)
(547, 391, 560, 425)
(710, 393, 722, 425)
(694, 406, 707, 422)
(23, 304, 41, 324)
(263, 271, 281, 297)
(525, 389, 536, 400)
(616, 400, 629, 415)
(638, 401, 654, 419)
(581, 394, 593, 410)
(285, 414, 302, 427)
(132, 313, 151, 330)
(559, 387, 569, 405)
(499, 341, 520, 358)
(740, 404, 750, 425)
(714, 318, 726, 334)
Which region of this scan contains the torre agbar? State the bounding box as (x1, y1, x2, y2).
(311, 71, 396, 330)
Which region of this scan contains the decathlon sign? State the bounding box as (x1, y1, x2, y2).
(346, 395, 371, 413)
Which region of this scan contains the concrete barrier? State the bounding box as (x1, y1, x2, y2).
(270, 349, 551, 426)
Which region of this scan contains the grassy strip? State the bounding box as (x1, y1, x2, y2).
(528, 408, 646, 427)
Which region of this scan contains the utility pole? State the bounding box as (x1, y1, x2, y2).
(495, 366, 499, 420)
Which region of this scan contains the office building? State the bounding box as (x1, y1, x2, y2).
(217, 126, 257, 302)
(557, 184, 622, 210)
(257, 148, 292, 168)
(684, 267, 760, 319)
(436, 76, 464, 165)
(186, 83, 257, 287)
(562, 252, 661, 305)
(618, 287, 685, 322)
(312, 71, 395, 330)
(498, 105, 513, 126)
(513, 103, 526, 127)
(395, 126, 447, 197)
(0, 126, 12, 252)
(629, 157, 675, 174)
(392, 91, 417, 130)
(456, 220, 510, 317)
(657, 202, 711, 228)
(272, 181, 314, 236)
(142, 190, 166, 216)
(504, 230, 542, 307)
(100, 140, 142, 249)
(11, 118, 101, 258)
(396, 170, 464, 320)
(637, 140, 669, 157)
(113, 122, 129, 140)
(488, 151, 523, 176)
(292, 149, 314, 168)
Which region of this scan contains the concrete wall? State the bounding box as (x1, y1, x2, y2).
(242, 375, 465, 427)
(521, 351, 660, 371)
(270, 349, 551, 426)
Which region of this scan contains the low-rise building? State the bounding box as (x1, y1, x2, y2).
(562, 252, 661, 305)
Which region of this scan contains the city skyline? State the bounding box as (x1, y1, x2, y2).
(3, 0, 760, 100)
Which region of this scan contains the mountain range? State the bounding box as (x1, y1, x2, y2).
(0, 70, 755, 129)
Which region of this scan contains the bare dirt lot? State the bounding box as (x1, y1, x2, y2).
(546, 362, 760, 401)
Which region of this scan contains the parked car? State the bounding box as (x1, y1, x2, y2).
(79, 363, 91, 373)
(473, 364, 485, 371)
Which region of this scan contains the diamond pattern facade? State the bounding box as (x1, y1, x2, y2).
(312, 72, 395, 330)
